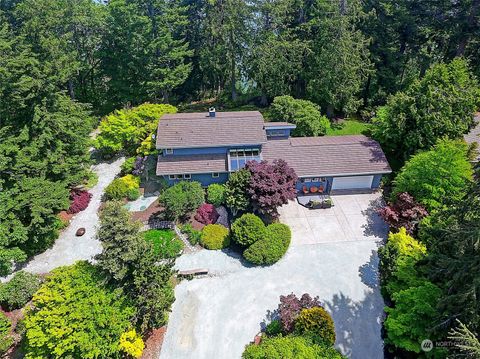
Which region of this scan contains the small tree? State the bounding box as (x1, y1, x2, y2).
(225, 169, 252, 216)
(378, 192, 428, 235)
(194, 203, 219, 225)
(160, 181, 204, 220)
(231, 213, 266, 247)
(246, 159, 297, 219)
(207, 183, 226, 207)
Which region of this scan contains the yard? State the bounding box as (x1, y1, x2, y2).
(159, 193, 387, 359)
(326, 119, 371, 136)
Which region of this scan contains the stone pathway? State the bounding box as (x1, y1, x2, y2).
(1, 157, 124, 282)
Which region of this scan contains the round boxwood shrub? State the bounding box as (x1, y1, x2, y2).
(294, 307, 336, 346)
(200, 224, 230, 250)
(243, 223, 291, 265)
(207, 184, 226, 207)
(0, 271, 42, 311)
(231, 213, 266, 247)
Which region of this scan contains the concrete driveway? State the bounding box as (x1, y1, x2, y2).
(160, 193, 387, 359)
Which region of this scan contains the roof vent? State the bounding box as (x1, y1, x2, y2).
(209, 107, 216, 117)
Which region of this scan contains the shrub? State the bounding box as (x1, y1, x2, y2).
(0, 312, 13, 354)
(119, 329, 144, 358)
(277, 293, 322, 333)
(105, 174, 140, 200)
(378, 192, 428, 235)
(180, 224, 202, 245)
(231, 214, 266, 247)
(207, 184, 226, 207)
(23, 262, 136, 358)
(265, 319, 282, 336)
(143, 229, 184, 258)
(121, 156, 136, 175)
(0, 271, 42, 311)
(160, 181, 204, 220)
(242, 335, 344, 359)
(194, 203, 219, 225)
(127, 188, 141, 201)
(243, 223, 291, 265)
(295, 307, 336, 346)
(224, 169, 252, 216)
(200, 224, 230, 250)
(67, 189, 92, 214)
(392, 139, 472, 211)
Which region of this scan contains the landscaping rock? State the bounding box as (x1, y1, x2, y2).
(75, 227, 86, 237)
(215, 206, 229, 228)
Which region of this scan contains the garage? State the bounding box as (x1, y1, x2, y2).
(331, 175, 374, 190)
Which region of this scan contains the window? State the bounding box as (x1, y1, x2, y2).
(168, 174, 176, 180)
(229, 148, 261, 171)
(304, 178, 312, 183)
(184, 174, 191, 179)
(175, 174, 183, 179)
(266, 130, 285, 137)
(212, 172, 219, 178)
(165, 148, 173, 155)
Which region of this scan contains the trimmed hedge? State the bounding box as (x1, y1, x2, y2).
(294, 307, 336, 346)
(207, 184, 226, 207)
(243, 223, 291, 265)
(200, 224, 230, 250)
(0, 271, 42, 311)
(231, 214, 266, 247)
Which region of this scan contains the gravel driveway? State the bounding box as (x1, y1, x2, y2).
(1, 157, 124, 281)
(160, 194, 387, 359)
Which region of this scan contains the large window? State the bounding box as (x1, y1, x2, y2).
(229, 148, 261, 171)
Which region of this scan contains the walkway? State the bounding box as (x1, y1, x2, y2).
(1, 157, 124, 282)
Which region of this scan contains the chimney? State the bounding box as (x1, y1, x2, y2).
(209, 107, 216, 117)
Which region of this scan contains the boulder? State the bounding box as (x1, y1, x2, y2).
(76, 227, 86, 236)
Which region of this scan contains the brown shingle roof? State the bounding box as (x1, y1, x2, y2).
(156, 154, 228, 175)
(262, 135, 391, 177)
(156, 111, 267, 149)
(464, 113, 480, 161)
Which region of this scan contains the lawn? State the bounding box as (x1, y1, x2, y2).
(326, 119, 371, 136)
(143, 229, 184, 258)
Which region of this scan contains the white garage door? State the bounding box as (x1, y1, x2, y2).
(331, 175, 374, 190)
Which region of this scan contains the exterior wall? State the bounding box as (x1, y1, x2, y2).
(296, 174, 385, 194)
(372, 174, 383, 189)
(163, 172, 229, 187)
(265, 128, 291, 139)
(162, 145, 262, 156)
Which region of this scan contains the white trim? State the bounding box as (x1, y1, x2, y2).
(299, 171, 390, 178)
(212, 172, 220, 178)
(184, 174, 191, 179)
(168, 174, 176, 180)
(165, 148, 174, 154)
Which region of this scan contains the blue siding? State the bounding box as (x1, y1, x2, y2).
(296, 177, 332, 194)
(266, 128, 291, 139)
(372, 174, 383, 189)
(163, 172, 229, 187)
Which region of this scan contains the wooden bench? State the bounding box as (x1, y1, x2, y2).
(178, 268, 209, 277)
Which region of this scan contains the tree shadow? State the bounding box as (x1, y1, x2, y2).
(358, 249, 380, 290)
(220, 246, 256, 269)
(325, 290, 385, 359)
(361, 196, 389, 240)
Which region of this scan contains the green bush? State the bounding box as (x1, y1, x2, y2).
(231, 214, 266, 247)
(207, 184, 226, 207)
(242, 335, 344, 359)
(294, 307, 336, 346)
(180, 224, 202, 245)
(143, 229, 184, 258)
(105, 174, 140, 200)
(127, 188, 141, 201)
(265, 320, 282, 336)
(243, 223, 291, 265)
(0, 312, 13, 354)
(121, 156, 136, 175)
(200, 224, 230, 250)
(160, 181, 204, 220)
(0, 271, 42, 311)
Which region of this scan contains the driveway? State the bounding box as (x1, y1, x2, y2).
(160, 193, 387, 359)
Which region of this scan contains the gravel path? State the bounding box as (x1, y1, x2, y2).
(1, 157, 124, 281)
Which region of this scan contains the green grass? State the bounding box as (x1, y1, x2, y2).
(143, 229, 184, 258)
(326, 119, 371, 136)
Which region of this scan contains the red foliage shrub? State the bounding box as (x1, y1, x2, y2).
(245, 159, 297, 219)
(277, 293, 322, 333)
(194, 203, 219, 225)
(378, 192, 428, 235)
(67, 189, 92, 214)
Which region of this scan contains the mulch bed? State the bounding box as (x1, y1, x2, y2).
(130, 201, 165, 223)
(141, 327, 167, 359)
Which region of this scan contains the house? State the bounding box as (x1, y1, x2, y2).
(155, 109, 392, 194)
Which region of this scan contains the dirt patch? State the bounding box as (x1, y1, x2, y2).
(141, 327, 167, 359)
(131, 201, 165, 223)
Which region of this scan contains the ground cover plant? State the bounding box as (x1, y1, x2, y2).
(67, 189, 92, 214)
(180, 224, 202, 245)
(143, 229, 184, 258)
(0, 271, 42, 311)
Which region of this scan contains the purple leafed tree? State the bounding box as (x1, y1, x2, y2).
(194, 203, 220, 225)
(277, 293, 322, 333)
(245, 159, 298, 219)
(378, 192, 428, 235)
